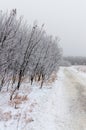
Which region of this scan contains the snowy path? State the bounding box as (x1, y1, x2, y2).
(28, 67, 86, 130)
(63, 68, 86, 130)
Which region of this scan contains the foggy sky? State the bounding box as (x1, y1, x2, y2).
(0, 0, 86, 56)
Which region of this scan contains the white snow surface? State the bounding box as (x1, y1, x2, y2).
(0, 67, 86, 130)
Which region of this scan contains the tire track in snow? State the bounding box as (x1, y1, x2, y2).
(63, 68, 86, 130)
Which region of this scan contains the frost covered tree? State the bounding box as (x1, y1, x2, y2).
(0, 9, 22, 89)
(64, 56, 86, 65)
(0, 10, 62, 95)
(26, 35, 62, 88)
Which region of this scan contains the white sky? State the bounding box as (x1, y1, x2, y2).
(0, 0, 86, 56)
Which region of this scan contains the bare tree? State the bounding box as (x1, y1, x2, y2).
(0, 10, 62, 98)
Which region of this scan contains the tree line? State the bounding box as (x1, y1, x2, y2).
(0, 9, 62, 95)
(63, 56, 86, 66)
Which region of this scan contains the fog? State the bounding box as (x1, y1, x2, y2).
(0, 0, 86, 56)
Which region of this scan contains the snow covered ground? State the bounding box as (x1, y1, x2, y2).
(0, 67, 86, 130)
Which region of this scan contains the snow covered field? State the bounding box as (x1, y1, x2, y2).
(0, 67, 86, 130)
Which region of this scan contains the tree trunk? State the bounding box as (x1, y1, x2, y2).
(31, 76, 33, 85)
(0, 77, 5, 91)
(40, 75, 44, 89)
(11, 74, 16, 88)
(40, 80, 44, 89)
(17, 70, 22, 89)
(38, 75, 41, 81)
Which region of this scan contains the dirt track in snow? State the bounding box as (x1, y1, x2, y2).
(63, 68, 86, 130)
(29, 68, 86, 130)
